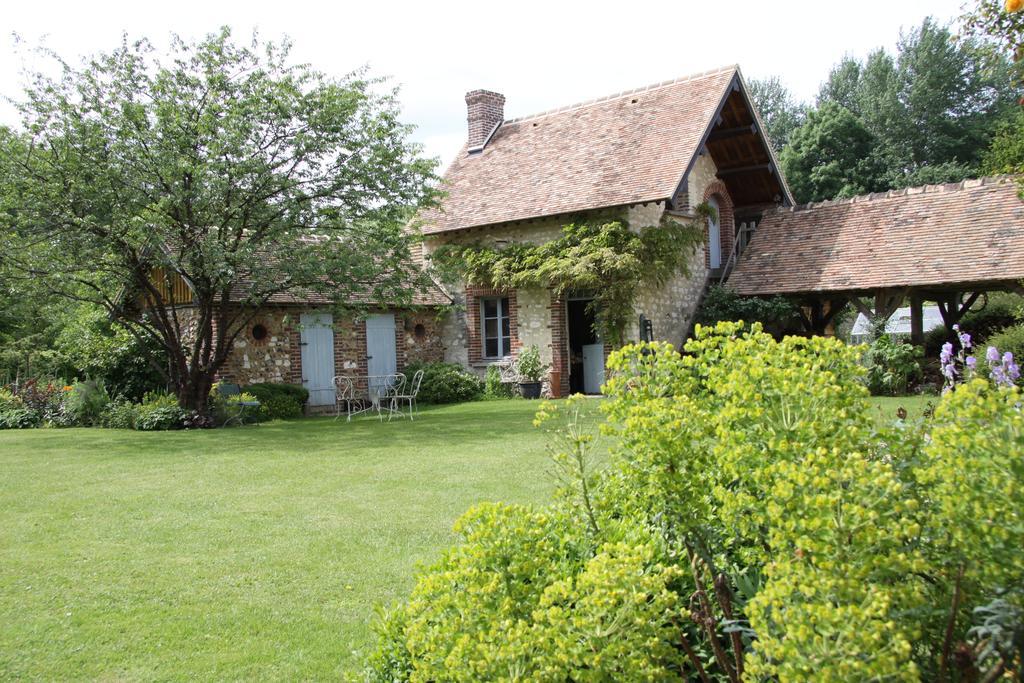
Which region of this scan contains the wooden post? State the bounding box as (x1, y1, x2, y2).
(910, 293, 924, 346)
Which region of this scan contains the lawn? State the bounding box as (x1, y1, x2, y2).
(1, 395, 926, 680)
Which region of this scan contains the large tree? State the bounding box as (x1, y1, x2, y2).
(0, 30, 437, 412)
(780, 102, 886, 203)
(748, 76, 806, 154)
(814, 18, 1018, 188)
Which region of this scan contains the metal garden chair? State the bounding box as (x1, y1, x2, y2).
(218, 382, 261, 426)
(334, 376, 357, 422)
(389, 369, 425, 420)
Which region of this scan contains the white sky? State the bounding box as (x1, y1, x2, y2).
(2, 0, 968, 169)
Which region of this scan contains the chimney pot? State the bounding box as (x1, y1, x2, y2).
(465, 89, 505, 151)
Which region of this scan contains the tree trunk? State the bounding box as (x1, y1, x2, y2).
(177, 373, 215, 414)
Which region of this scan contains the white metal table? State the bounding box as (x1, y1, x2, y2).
(334, 373, 406, 421)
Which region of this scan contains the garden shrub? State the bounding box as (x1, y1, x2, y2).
(483, 364, 514, 399)
(862, 333, 923, 395)
(924, 292, 1024, 355)
(0, 407, 41, 429)
(52, 305, 167, 401)
(134, 391, 186, 431)
(63, 379, 110, 426)
(245, 382, 308, 420)
(403, 362, 483, 404)
(0, 387, 23, 412)
(367, 323, 1024, 681)
(10, 379, 66, 423)
(693, 283, 802, 335)
(99, 399, 138, 429)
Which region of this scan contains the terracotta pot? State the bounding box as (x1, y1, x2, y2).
(548, 371, 562, 398)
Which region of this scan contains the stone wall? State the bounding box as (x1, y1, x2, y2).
(218, 307, 302, 386)
(218, 306, 447, 390)
(399, 309, 446, 367)
(421, 154, 729, 390)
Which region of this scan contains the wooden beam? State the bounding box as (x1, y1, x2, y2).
(849, 296, 874, 321)
(800, 296, 848, 336)
(708, 124, 757, 142)
(910, 293, 924, 346)
(718, 163, 773, 176)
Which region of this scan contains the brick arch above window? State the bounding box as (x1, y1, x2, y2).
(701, 180, 736, 269)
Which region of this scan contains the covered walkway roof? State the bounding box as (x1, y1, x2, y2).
(728, 176, 1024, 298)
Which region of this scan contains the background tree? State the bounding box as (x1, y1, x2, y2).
(748, 76, 806, 153)
(0, 30, 437, 413)
(783, 17, 1019, 201)
(780, 102, 886, 203)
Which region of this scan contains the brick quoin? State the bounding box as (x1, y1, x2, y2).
(548, 292, 570, 397)
(702, 179, 735, 269)
(466, 286, 519, 365)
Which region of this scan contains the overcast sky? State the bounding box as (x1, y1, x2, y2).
(2, 0, 969, 168)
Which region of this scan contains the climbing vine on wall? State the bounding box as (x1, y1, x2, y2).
(431, 207, 710, 345)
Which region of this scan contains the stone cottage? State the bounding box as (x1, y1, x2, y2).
(418, 65, 793, 395)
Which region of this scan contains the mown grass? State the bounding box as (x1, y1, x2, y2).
(1, 395, 917, 680)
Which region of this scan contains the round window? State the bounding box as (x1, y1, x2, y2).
(251, 323, 269, 342)
(413, 323, 426, 340)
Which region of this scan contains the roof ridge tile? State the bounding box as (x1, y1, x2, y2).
(777, 174, 1019, 214)
(503, 64, 738, 125)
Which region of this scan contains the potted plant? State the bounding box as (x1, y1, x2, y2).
(516, 345, 547, 399)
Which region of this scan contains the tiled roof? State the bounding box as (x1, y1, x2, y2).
(728, 176, 1024, 296)
(420, 66, 740, 234)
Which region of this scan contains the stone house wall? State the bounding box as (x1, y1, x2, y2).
(420, 157, 730, 394)
(217, 306, 446, 391)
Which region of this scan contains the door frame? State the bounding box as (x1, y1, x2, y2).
(299, 311, 336, 407)
(565, 295, 604, 395)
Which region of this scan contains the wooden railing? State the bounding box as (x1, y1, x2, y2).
(718, 220, 757, 283)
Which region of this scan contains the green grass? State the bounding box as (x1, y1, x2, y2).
(867, 394, 936, 425)
(0, 401, 599, 681)
(1, 395, 924, 680)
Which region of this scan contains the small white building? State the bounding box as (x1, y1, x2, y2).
(850, 305, 944, 344)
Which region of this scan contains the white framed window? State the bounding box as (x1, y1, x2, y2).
(480, 296, 511, 359)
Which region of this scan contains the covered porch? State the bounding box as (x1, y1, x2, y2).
(726, 176, 1024, 342)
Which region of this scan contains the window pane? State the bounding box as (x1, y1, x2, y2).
(500, 297, 509, 316)
(485, 318, 498, 339)
(501, 317, 510, 337)
(483, 298, 498, 318)
(485, 338, 498, 358)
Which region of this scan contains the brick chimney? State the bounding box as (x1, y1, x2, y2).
(465, 89, 505, 151)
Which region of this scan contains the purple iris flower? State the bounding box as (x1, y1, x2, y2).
(987, 346, 1001, 363)
(941, 343, 955, 365)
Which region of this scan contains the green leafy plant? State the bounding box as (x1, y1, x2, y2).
(862, 333, 923, 395)
(135, 392, 186, 431)
(99, 399, 138, 430)
(431, 212, 707, 346)
(367, 322, 1024, 681)
(483, 364, 515, 399)
(63, 379, 111, 426)
(1, 384, 45, 428)
(693, 283, 800, 334)
(0, 407, 40, 429)
(403, 362, 483, 405)
(925, 293, 1024, 356)
(246, 383, 309, 420)
(515, 345, 547, 384)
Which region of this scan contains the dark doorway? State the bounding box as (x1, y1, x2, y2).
(567, 299, 599, 394)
